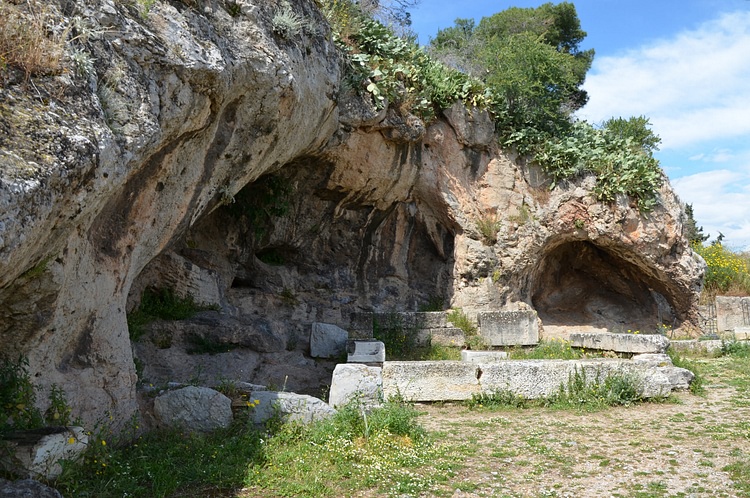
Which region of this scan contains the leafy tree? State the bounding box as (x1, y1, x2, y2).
(430, 2, 593, 134)
(684, 203, 709, 245)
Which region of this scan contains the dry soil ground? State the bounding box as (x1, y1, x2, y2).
(410, 357, 750, 497)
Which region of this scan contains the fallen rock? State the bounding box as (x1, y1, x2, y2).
(0, 478, 62, 498)
(247, 391, 335, 425)
(0, 427, 87, 480)
(310, 323, 349, 358)
(328, 363, 383, 409)
(154, 386, 232, 431)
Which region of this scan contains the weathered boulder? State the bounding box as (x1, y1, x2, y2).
(328, 363, 383, 409)
(310, 323, 348, 358)
(247, 391, 335, 425)
(0, 479, 62, 498)
(631, 353, 695, 390)
(569, 332, 670, 354)
(0, 427, 87, 480)
(154, 386, 232, 431)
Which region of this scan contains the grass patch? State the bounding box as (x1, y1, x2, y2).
(466, 368, 642, 412)
(667, 349, 706, 395)
(55, 398, 446, 497)
(508, 338, 603, 360)
(56, 422, 265, 497)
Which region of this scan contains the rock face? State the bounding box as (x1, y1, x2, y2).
(0, 0, 704, 430)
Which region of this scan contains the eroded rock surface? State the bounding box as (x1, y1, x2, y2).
(0, 0, 704, 429)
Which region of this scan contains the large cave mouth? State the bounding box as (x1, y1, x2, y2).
(531, 241, 674, 335)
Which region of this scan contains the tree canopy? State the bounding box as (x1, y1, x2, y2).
(430, 2, 594, 134)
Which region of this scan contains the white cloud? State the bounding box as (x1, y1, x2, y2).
(579, 11, 750, 150)
(671, 168, 750, 251)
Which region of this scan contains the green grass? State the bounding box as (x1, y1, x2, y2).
(54, 399, 447, 498)
(508, 338, 603, 360)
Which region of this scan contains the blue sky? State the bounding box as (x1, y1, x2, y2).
(409, 0, 750, 250)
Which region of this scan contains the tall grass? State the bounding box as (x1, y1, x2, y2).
(0, 1, 67, 81)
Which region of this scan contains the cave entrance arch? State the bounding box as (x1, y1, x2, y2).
(530, 240, 674, 336)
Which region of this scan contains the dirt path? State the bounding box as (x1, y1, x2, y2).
(414, 367, 750, 497)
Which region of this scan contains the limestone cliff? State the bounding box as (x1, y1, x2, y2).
(0, 0, 704, 428)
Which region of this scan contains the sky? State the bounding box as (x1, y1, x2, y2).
(408, 0, 750, 251)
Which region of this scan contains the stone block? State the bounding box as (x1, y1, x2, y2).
(569, 332, 669, 354)
(461, 350, 508, 363)
(631, 354, 694, 390)
(669, 339, 723, 355)
(310, 322, 348, 358)
(328, 364, 383, 409)
(247, 391, 335, 425)
(347, 340, 385, 364)
(382, 359, 672, 402)
(477, 310, 539, 346)
(416, 327, 465, 347)
(382, 361, 482, 401)
(154, 386, 232, 432)
(0, 427, 87, 480)
(716, 296, 750, 332)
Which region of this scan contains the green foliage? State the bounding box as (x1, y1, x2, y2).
(667, 349, 705, 395)
(20, 256, 51, 279)
(418, 295, 445, 312)
(553, 368, 641, 410)
(475, 215, 501, 245)
(226, 174, 291, 236)
(508, 338, 588, 360)
(373, 313, 420, 359)
(684, 203, 709, 245)
(0, 355, 43, 433)
(466, 389, 527, 410)
(127, 287, 216, 341)
(602, 115, 661, 155)
(467, 369, 642, 412)
(249, 398, 441, 496)
(722, 340, 750, 359)
(446, 309, 476, 336)
(56, 422, 265, 498)
(1, 356, 73, 434)
(530, 121, 664, 211)
(692, 243, 750, 296)
(272, 1, 304, 39)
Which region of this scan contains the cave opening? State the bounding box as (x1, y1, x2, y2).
(531, 241, 674, 336)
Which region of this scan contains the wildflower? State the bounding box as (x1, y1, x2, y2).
(68, 437, 76, 444)
(101, 440, 107, 446)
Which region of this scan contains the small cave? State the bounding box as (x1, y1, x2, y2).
(531, 241, 674, 334)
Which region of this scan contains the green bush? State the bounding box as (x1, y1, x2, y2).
(692, 243, 750, 296)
